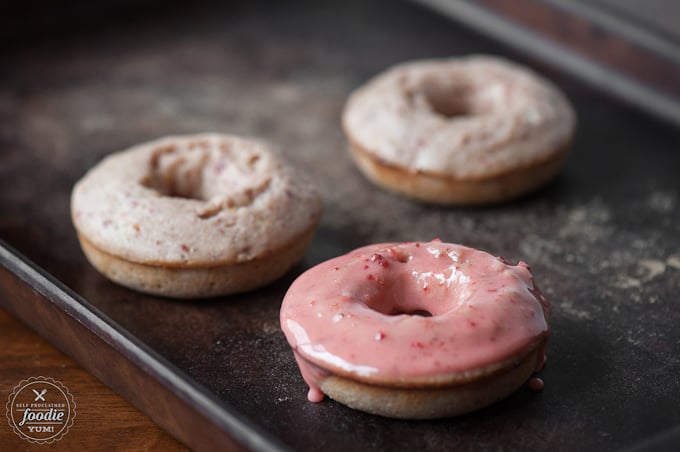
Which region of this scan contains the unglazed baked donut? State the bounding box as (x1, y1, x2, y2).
(71, 133, 322, 298)
(342, 55, 576, 204)
(280, 240, 550, 419)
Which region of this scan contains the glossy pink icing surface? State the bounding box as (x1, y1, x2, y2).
(280, 241, 550, 400)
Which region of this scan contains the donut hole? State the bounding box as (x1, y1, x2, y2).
(364, 278, 451, 318)
(424, 91, 469, 118)
(404, 309, 433, 317)
(367, 291, 442, 318)
(418, 80, 483, 119)
(143, 168, 205, 200)
(142, 143, 211, 200)
(141, 140, 271, 210)
(362, 249, 470, 318)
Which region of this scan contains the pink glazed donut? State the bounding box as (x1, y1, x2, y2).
(280, 240, 550, 419)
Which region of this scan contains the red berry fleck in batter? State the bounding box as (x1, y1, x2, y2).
(370, 253, 389, 267)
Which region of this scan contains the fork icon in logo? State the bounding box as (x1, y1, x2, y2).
(32, 389, 47, 402)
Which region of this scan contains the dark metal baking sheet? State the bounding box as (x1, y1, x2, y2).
(1, 1, 680, 450)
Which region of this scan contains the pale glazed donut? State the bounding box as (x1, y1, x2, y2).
(342, 55, 576, 204)
(280, 240, 550, 419)
(71, 133, 322, 298)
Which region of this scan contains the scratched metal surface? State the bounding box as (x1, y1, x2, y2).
(1, 1, 679, 450)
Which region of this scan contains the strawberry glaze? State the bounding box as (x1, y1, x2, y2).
(280, 241, 550, 402)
